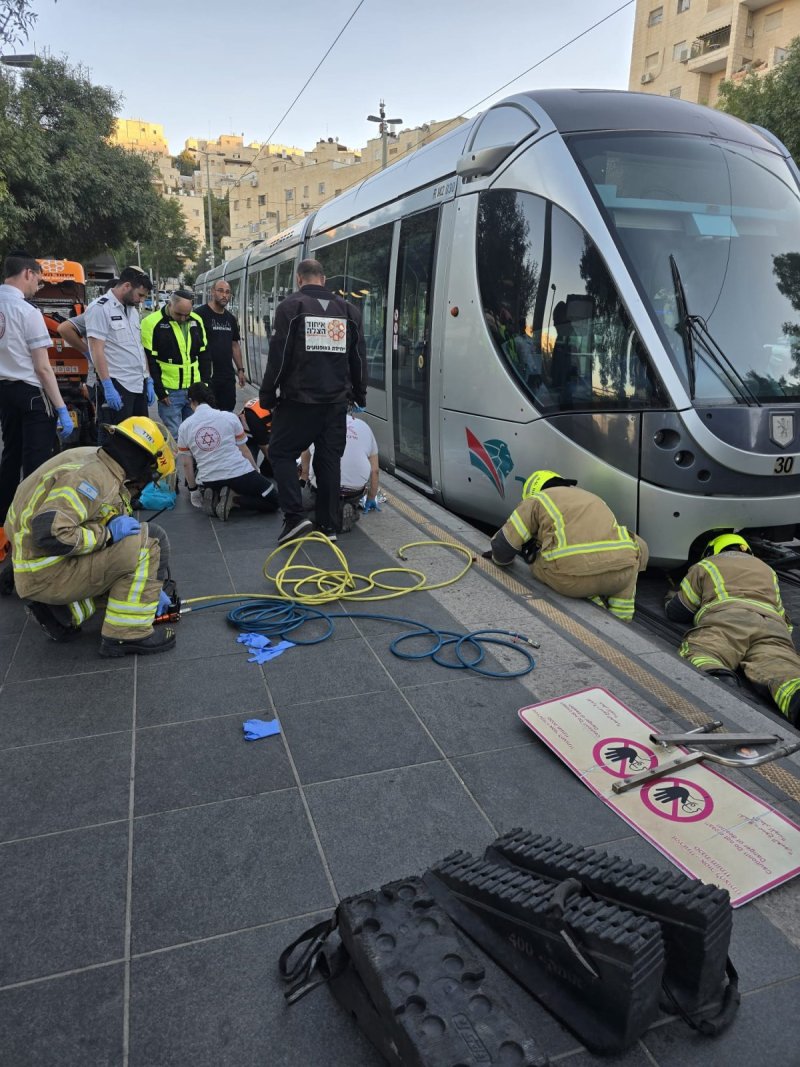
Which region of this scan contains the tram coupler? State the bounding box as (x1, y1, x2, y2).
(743, 534, 800, 571)
(611, 722, 800, 795)
(425, 851, 665, 1054)
(487, 829, 736, 1026)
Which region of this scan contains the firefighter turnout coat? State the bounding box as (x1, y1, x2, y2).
(5, 448, 163, 640)
(666, 550, 800, 722)
(491, 486, 648, 621)
(141, 307, 207, 399)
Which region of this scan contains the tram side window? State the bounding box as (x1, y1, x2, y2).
(245, 271, 263, 382)
(476, 189, 664, 412)
(345, 223, 392, 390)
(311, 240, 347, 299)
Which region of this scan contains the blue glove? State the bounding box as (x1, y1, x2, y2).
(101, 378, 123, 411)
(247, 640, 294, 664)
(363, 498, 381, 513)
(145, 377, 156, 406)
(55, 406, 73, 436)
(156, 590, 171, 617)
(108, 515, 141, 542)
(236, 632, 271, 649)
(243, 718, 281, 741)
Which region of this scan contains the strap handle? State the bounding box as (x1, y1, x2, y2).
(662, 957, 740, 1036)
(278, 916, 338, 1004)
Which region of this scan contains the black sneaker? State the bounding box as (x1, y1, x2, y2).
(99, 626, 177, 658)
(25, 600, 81, 642)
(277, 516, 313, 545)
(215, 485, 234, 522)
(315, 525, 338, 542)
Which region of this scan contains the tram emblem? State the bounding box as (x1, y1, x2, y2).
(770, 412, 795, 448)
(466, 427, 514, 497)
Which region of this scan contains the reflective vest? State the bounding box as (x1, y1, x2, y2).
(678, 552, 790, 628)
(141, 308, 206, 394)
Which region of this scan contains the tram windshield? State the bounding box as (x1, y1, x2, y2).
(569, 132, 800, 404)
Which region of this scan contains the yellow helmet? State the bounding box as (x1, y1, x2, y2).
(522, 469, 576, 498)
(113, 416, 175, 477)
(704, 533, 751, 558)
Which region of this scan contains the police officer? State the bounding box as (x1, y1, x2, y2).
(259, 258, 367, 545)
(141, 288, 207, 441)
(194, 279, 245, 412)
(485, 469, 648, 621)
(86, 267, 155, 445)
(5, 416, 177, 657)
(0, 250, 73, 549)
(665, 533, 800, 724)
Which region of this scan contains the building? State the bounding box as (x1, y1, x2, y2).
(628, 0, 800, 106)
(224, 117, 466, 256)
(184, 135, 305, 197)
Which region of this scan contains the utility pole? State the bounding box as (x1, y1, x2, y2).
(367, 100, 402, 170)
(135, 240, 142, 269)
(204, 151, 215, 269)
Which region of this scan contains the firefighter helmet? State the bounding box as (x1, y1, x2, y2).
(704, 533, 751, 557)
(522, 469, 576, 498)
(112, 416, 175, 477)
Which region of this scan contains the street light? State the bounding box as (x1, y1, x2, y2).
(367, 100, 402, 170)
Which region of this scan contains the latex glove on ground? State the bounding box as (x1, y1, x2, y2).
(243, 718, 281, 740)
(247, 640, 294, 664)
(145, 377, 156, 405)
(190, 489, 203, 508)
(156, 590, 172, 617)
(101, 378, 123, 411)
(363, 498, 381, 513)
(55, 406, 73, 436)
(108, 515, 141, 542)
(237, 632, 271, 649)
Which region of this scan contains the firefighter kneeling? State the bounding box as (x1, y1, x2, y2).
(5, 416, 177, 657)
(485, 469, 648, 621)
(665, 533, 800, 725)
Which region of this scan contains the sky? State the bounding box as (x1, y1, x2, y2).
(22, 0, 637, 154)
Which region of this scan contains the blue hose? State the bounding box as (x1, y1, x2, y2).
(199, 598, 536, 679)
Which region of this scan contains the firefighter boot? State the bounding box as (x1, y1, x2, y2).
(100, 626, 177, 658)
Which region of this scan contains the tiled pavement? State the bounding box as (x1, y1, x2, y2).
(2, 477, 800, 1066)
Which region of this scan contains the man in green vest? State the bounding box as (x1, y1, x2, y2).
(141, 288, 207, 439)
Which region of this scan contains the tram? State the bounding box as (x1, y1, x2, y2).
(195, 89, 800, 566)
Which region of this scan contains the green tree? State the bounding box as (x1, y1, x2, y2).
(0, 0, 41, 48)
(172, 148, 196, 177)
(0, 56, 163, 260)
(717, 37, 800, 160)
(118, 197, 198, 289)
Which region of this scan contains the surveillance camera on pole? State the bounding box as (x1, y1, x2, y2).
(367, 99, 402, 170)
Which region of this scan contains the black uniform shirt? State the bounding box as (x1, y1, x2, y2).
(194, 305, 240, 381)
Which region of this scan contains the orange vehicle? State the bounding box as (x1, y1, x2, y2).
(34, 258, 96, 445)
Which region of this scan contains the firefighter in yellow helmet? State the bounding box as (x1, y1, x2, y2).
(664, 533, 800, 724)
(4, 416, 178, 656)
(484, 469, 648, 621)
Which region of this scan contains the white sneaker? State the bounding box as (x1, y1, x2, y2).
(190, 489, 203, 509)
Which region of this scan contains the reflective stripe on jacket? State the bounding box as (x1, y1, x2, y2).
(501, 486, 640, 575)
(141, 308, 207, 396)
(677, 552, 790, 628)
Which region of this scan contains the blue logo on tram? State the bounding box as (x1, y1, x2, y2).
(466, 428, 514, 497)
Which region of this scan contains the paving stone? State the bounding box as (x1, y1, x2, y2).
(0, 823, 127, 984)
(0, 669, 133, 749)
(4, 622, 129, 681)
(128, 917, 382, 1067)
(212, 516, 283, 551)
(728, 902, 800, 992)
(556, 1044, 655, 1065)
(136, 651, 271, 727)
(402, 674, 537, 756)
(0, 963, 123, 1067)
(0, 732, 131, 841)
(305, 762, 494, 899)
(0, 596, 26, 637)
(452, 744, 633, 845)
(255, 634, 394, 706)
(642, 976, 800, 1066)
(131, 790, 333, 953)
(135, 712, 295, 815)
(279, 689, 440, 783)
(171, 550, 234, 598)
(161, 609, 244, 664)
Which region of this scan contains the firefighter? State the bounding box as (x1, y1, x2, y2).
(484, 469, 648, 621)
(664, 533, 800, 724)
(4, 416, 177, 657)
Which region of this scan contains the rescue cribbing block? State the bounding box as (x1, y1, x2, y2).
(488, 829, 736, 1025)
(337, 876, 550, 1067)
(426, 852, 665, 1055)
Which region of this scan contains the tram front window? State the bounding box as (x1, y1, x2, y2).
(570, 132, 800, 404)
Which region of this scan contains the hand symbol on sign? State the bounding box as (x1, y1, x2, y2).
(654, 784, 702, 814)
(605, 745, 648, 772)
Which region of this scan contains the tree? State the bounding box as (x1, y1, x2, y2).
(717, 37, 800, 160)
(0, 0, 43, 48)
(0, 56, 163, 260)
(172, 149, 196, 177)
(117, 197, 198, 289)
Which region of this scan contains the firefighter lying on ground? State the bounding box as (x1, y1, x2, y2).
(484, 469, 648, 621)
(5, 416, 177, 657)
(664, 533, 800, 725)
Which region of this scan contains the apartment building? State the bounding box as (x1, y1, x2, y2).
(629, 0, 800, 105)
(225, 117, 464, 256)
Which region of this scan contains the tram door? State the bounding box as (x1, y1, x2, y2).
(392, 209, 438, 482)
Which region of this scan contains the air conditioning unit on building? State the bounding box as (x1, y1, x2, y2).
(745, 26, 754, 39)
(640, 72, 655, 84)
(301, 202, 310, 209)
(249, 175, 258, 187)
(678, 48, 690, 62)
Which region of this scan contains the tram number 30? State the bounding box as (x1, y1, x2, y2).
(774, 456, 796, 474)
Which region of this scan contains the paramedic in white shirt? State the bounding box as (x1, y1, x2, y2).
(177, 382, 278, 519)
(301, 410, 380, 507)
(0, 250, 73, 528)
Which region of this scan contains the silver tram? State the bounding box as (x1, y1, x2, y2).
(195, 89, 800, 566)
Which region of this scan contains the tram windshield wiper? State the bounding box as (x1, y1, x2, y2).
(669, 254, 760, 406)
